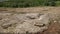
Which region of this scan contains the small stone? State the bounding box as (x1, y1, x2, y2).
(54, 20, 57, 23)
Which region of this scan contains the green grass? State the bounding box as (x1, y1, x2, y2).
(0, 0, 60, 8)
(56, 1, 60, 6)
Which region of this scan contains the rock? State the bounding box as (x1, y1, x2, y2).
(0, 13, 51, 34)
(25, 13, 42, 19)
(38, 13, 50, 25)
(15, 13, 50, 34)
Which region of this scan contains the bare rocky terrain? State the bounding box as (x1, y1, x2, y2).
(0, 7, 60, 34)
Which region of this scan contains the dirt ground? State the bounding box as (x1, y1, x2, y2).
(0, 7, 60, 13)
(0, 7, 60, 34)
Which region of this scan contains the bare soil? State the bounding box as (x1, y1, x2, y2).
(0, 7, 60, 34)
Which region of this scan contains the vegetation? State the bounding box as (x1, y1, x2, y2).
(0, 0, 60, 8)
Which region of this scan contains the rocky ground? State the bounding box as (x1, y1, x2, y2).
(0, 7, 60, 34)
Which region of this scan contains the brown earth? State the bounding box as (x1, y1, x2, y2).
(0, 7, 60, 34)
(0, 7, 60, 13)
(41, 21, 60, 34)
